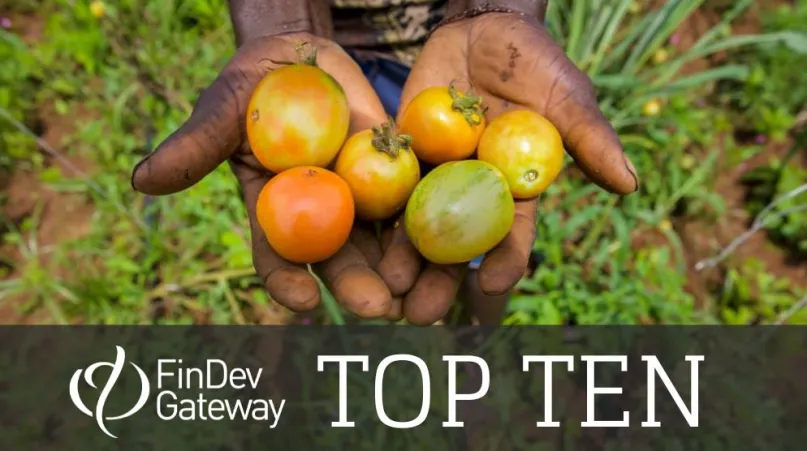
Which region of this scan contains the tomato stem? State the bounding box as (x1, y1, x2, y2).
(269, 41, 319, 67)
(448, 82, 485, 126)
(371, 117, 412, 158)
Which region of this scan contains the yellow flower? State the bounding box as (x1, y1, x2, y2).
(652, 48, 669, 65)
(90, 1, 105, 18)
(658, 219, 672, 232)
(642, 99, 662, 117)
(680, 154, 696, 170)
(628, 1, 642, 14)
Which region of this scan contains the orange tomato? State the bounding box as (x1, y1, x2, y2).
(476, 110, 565, 199)
(334, 122, 420, 221)
(246, 64, 350, 173)
(398, 84, 486, 165)
(256, 166, 354, 264)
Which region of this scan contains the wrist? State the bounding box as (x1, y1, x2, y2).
(442, 0, 548, 26)
(228, 0, 333, 46)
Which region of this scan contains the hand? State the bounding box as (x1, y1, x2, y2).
(377, 12, 640, 325)
(131, 33, 395, 319)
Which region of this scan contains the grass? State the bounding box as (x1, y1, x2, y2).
(0, 0, 805, 325)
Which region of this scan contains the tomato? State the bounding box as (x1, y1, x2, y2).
(404, 160, 514, 264)
(256, 166, 354, 264)
(398, 84, 486, 165)
(334, 122, 420, 221)
(246, 63, 350, 173)
(476, 110, 565, 199)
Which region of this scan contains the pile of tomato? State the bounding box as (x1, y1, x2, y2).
(246, 49, 564, 265)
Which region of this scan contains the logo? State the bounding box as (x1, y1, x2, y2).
(69, 346, 151, 438)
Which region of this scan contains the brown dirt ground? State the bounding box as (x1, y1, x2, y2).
(653, 3, 805, 309)
(0, 100, 97, 324)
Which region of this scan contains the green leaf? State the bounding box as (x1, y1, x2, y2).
(780, 30, 807, 53)
(39, 167, 62, 183)
(540, 301, 564, 325)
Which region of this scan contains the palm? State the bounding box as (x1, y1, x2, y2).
(401, 13, 638, 193)
(132, 33, 394, 318)
(376, 13, 640, 325)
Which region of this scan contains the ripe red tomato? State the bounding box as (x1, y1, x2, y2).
(256, 166, 354, 264)
(334, 122, 420, 221)
(246, 64, 350, 173)
(404, 160, 514, 264)
(477, 110, 564, 199)
(398, 84, 486, 165)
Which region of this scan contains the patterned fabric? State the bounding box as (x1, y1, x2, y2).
(331, 0, 446, 66)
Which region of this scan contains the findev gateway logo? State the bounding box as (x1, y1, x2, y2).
(69, 345, 285, 439)
(69, 346, 150, 438)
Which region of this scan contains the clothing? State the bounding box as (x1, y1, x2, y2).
(332, 0, 446, 66)
(352, 51, 486, 269)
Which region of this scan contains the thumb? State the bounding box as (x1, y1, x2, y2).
(537, 53, 640, 195)
(475, 18, 639, 195)
(132, 62, 261, 195)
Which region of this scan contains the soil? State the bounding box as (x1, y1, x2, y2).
(675, 138, 807, 309)
(0, 101, 97, 324)
(651, 3, 806, 310)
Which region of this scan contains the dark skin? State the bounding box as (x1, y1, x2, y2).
(131, 0, 638, 325)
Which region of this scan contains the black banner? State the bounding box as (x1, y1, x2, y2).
(0, 326, 803, 450)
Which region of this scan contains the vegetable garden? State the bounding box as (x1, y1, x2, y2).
(1, 0, 805, 325)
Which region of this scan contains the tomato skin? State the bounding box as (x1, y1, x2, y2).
(246, 64, 350, 173)
(398, 86, 485, 165)
(256, 166, 354, 264)
(477, 110, 564, 199)
(334, 129, 421, 221)
(404, 160, 514, 264)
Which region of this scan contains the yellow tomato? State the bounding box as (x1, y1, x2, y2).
(246, 64, 349, 173)
(476, 110, 565, 199)
(334, 123, 420, 221)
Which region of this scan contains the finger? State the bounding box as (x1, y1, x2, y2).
(403, 263, 467, 326)
(385, 296, 404, 322)
(471, 19, 639, 195)
(380, 225, 396, 253)
(236, 161, 321, 311)
(132, 59, 262, 195)
(478, 198, 538, 295)
(537, 56, 639, 195)
(458, 271, 509, 325)
(377, 217, 422, 296)
(349, 222, 383, 268)
(315, 242, 392, 319)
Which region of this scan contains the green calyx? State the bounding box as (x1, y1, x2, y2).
(448, 82, 485, 126)
(270, 41, 319, 67)
(371, 118, 412, 158)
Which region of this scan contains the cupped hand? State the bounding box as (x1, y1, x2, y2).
(378, 12, 640, 325)
(131, 33, 395, 319)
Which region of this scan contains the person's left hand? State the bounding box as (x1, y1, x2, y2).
(376, 11, 640, 325)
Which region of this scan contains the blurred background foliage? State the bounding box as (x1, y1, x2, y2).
(0, 0, 805, 325)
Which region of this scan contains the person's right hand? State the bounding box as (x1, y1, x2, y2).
(131, 32, 395, 319)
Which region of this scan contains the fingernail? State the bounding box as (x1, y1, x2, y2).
(130, 154, 151, 191)
(624, 156, 639, 192)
